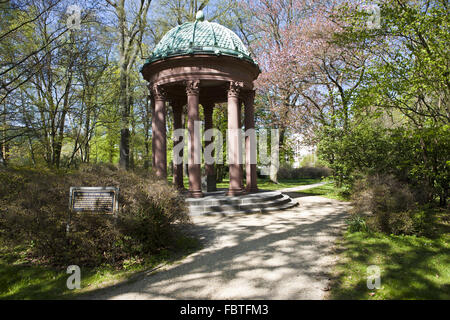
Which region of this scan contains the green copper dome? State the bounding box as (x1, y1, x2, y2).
(144, 11, 257, 66)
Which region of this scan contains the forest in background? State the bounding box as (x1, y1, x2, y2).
(1, 0, 448, 207)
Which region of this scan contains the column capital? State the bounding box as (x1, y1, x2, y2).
(228, 81, 244, 98)
(151, 83, 167, 101)
(186, 80, 200, 96)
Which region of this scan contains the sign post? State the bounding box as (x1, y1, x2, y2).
(67, 187, 120, 233)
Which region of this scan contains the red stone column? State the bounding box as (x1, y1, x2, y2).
(172, 100, 185, 190)
(152, 84, 167, 179)
(238, 99, 244, 190)
(227, 81, 244, 196)
(203, 102, 216, 192)
(186, 80, 203, 198)
(245, 90, 258, 193)
(150, 91, 156, 169)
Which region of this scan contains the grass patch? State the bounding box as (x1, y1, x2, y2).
(250, 178, 322, 190)
(295, 182, 350, 201)
(0, 234, 200, 300)
(330, 209, 450, 299)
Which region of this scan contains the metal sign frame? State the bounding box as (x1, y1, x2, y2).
(69, 187, 119, 215)
(67, 187, 120, 235)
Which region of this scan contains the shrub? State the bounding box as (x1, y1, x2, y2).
(299, 154, 328, 168)
(277, 165, 332, 180)
(365, 211, 417, 235)
(351, 174, 415, 214)
(347, 215, 369, 233)
(0, 164, 189, 266)
(351, 174, 418, 235)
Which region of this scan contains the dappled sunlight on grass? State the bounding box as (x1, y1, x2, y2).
(0, 234, 200, 300)
(295, 183, 350, 201)
(330, 230, 450, 299)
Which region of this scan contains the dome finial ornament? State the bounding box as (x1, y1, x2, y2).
(196, 10, 205, 21)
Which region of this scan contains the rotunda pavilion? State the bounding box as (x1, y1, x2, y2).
(140, 11, 260, 198)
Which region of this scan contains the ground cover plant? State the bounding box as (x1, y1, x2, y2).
(0, 164, 199, 298)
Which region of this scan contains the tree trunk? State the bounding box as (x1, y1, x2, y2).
(83, 101, 91, 163)
(0, 148, 5, 167)
(52, 32, 75, 169)
(119, 66, 130, 169)
(129, 96, 135, 169)
(113, 0, 151, 170)
(1, 102, 7, 166)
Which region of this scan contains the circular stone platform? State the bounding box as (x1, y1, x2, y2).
(186, 189, 298, 216)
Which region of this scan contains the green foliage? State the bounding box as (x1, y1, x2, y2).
(317, 118, 393, 186)
(277, 165, 331, 180)
(0, 164, 190, 267)
(399, 125, 450, 205)
(316, 0, 450, 209)
(346, 215, 369, 233)
(299, 153, 327, 168)
(318, 117, 449, 206)
(335, 0, 449, 123)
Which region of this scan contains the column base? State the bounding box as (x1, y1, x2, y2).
(246, 186, 259, 193)
(226, 188, 245, 196)
(189, 190, 203, 198)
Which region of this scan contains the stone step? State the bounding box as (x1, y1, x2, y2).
(206, 194, 292, 212)
(188, 193, 288, 212)
(188, 192, 298, 216)
(186, 191, 283, 207)
(190, 199, 298, 216)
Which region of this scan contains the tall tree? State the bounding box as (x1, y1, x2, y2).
(105, 0, 151, 170)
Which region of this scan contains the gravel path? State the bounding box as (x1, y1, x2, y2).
(278, 181, 328, 193)
(86, 194, 350, 300)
